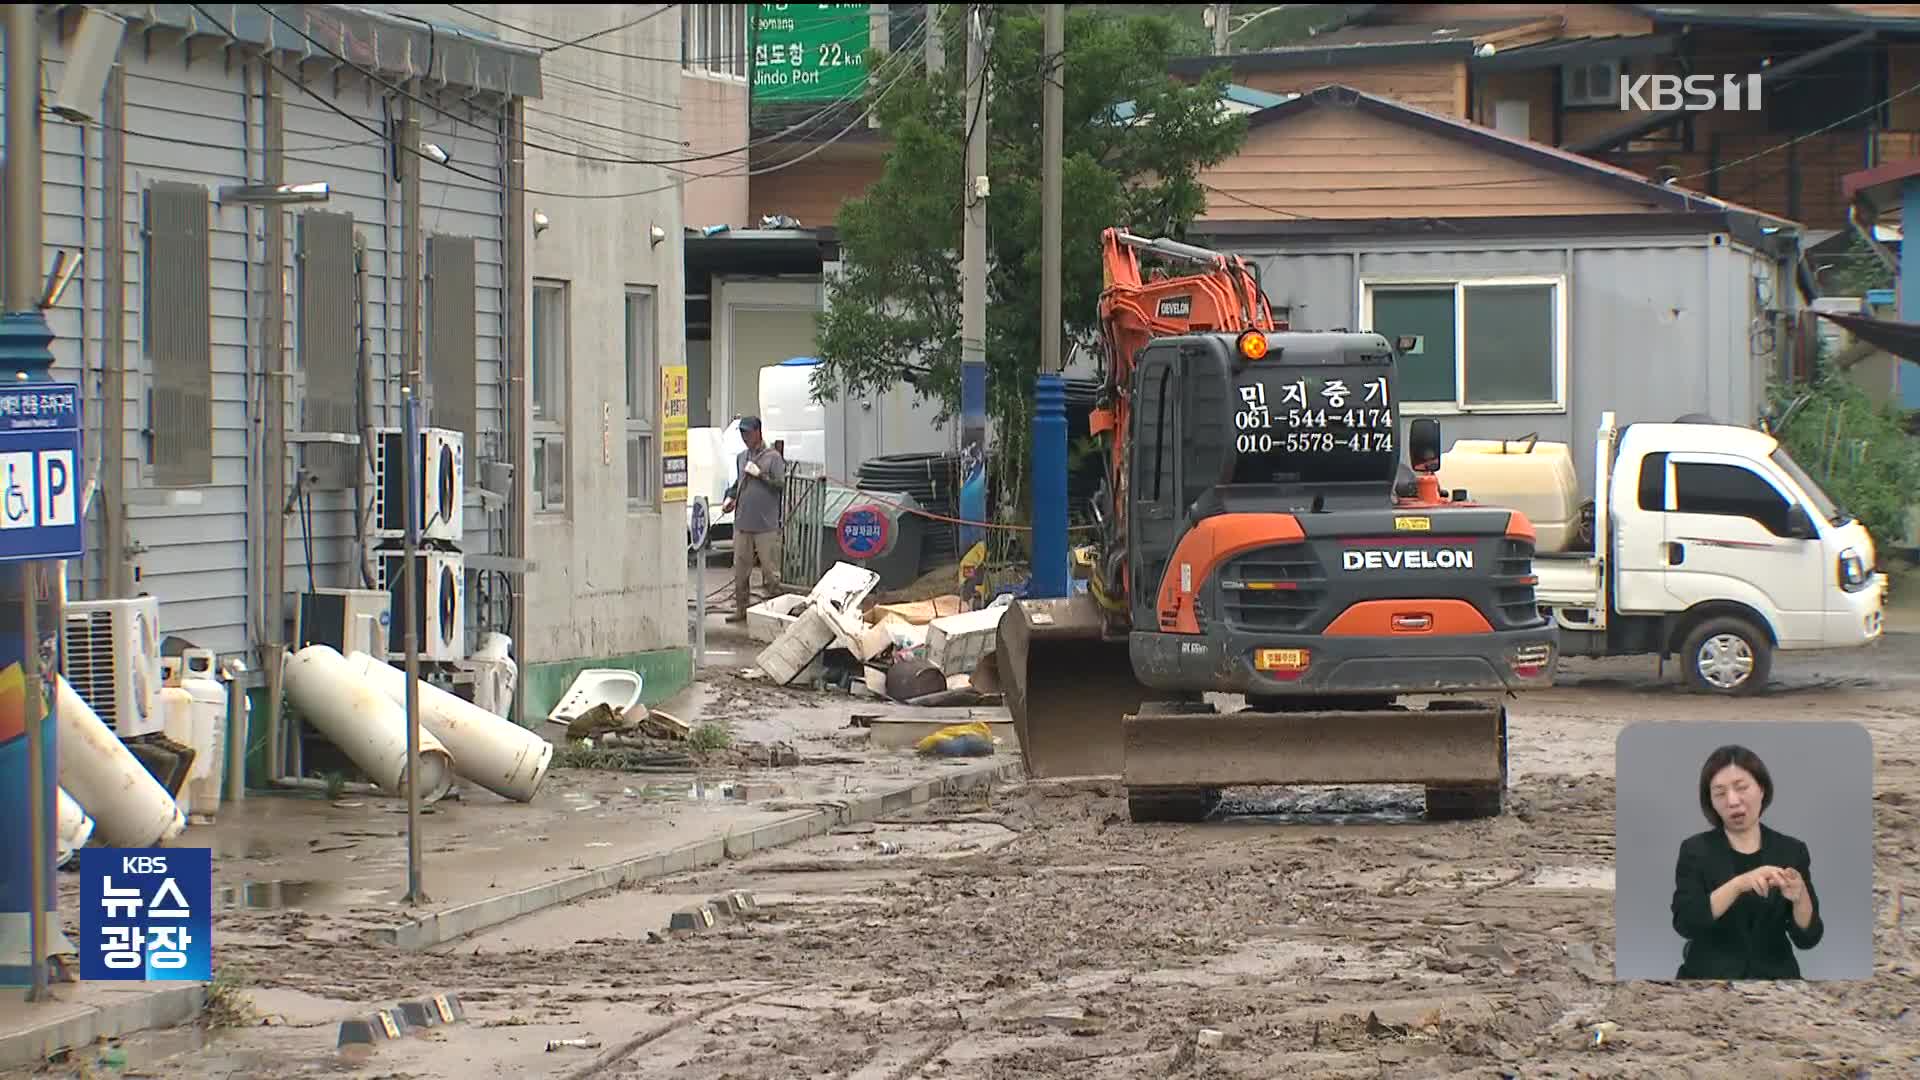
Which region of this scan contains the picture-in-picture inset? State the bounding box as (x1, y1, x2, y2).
(1614, 721, 1874, 982)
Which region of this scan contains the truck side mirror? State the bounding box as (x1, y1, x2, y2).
(1408, 418, 1442, 474)
(1784, 504, 1817, 539)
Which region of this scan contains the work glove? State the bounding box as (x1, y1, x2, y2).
(745, 461, 762, 478)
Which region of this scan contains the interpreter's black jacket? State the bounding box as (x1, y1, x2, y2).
(1670, 824, 1823, 980)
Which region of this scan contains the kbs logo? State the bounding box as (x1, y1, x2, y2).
(1342, 548, 1476, 572)
(1620, 74, 1762, 112)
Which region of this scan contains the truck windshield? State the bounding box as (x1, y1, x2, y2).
(1770, 447, 1849, 526)
(1229, 366, 1398, 486)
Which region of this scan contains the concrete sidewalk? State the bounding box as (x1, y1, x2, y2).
(5, 611, 1021, 1069)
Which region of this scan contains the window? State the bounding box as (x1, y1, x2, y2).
(1673, 460, 1794, 536)
(683, 3, 748, 79)
(530, 280, 570, 513)
(1562, 60, 1621, 107)
(625, 287, 658, 507)
(1362, 278, 1566, 413)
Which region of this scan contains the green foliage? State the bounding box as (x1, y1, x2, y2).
(812, 5, 1252, 503)
(1766, 359, 1920, 554)
(1820, 233, 1895, 298)
(689, 722, 733, 751)
(1109, 4, 1358, 53)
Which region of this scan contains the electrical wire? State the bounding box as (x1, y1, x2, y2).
(259, 2, 924, 172)
(448, 3, 879, 66)
(534, 4, 679, 55)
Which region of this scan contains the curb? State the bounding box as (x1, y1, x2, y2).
(372, 757, 1022, 951)
(0, 982, 207, 1070)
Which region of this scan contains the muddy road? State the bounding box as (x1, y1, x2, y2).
(24, 639, 1920, 1079)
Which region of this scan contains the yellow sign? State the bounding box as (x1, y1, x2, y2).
(1254, 648, 1309, 672)
(1394, 516, 1432, 532)
(661, 364, 689, 502)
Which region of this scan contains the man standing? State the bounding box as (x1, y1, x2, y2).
(723, 416, 786, 623)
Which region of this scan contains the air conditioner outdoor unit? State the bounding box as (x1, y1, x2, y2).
(373, 426, 464, 543)
(62, 596, 163, 738)
(376, 549, 465, 661)
(296, 588, 392, 658)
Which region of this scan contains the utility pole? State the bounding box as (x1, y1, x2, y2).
(957, 4, 988, 598)
(397, 93, 427, 906)
(1213, 3, 1232, 54)
(1, 2, 56, 1003)
(1032, 3, 1068, 598)
(924, 3, 944, 75)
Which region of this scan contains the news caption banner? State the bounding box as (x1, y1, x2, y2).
(1234, 373, 1396, 457)
(78, 848, 213, 981)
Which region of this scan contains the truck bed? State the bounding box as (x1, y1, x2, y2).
(1535, 553, 1601, 608)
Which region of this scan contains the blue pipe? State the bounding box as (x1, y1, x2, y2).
(1029, 373, 1068, 597)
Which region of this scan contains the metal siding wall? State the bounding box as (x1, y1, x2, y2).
(7, 56, 109, 599)
(278, 78, 510, 615)
(282, 75, 393, 597)
(1244, 232, 1769, 497)
(415, 95, 508, 567)
(120, 50, 254, 655)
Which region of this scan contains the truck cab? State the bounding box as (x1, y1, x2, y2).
(1534, 412, 1884, 694)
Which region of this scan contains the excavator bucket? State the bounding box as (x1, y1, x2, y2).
(1123, 699, 1509, 820)
(991, 596, 1147, 779)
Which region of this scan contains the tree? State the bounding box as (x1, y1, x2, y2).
(811, 5, 1249, 526)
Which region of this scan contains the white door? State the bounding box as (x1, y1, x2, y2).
(1609, 448, 1673, 614)
(1660, 452, 1828, 644)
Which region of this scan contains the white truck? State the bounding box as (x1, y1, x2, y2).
(1437, 411, 1886, 695)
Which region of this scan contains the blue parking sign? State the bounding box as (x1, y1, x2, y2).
(78, 848, 212, 981)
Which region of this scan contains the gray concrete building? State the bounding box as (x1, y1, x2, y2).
(429, 4, 690, 718)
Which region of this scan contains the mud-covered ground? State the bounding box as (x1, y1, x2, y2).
(16, 638, 1920, 1079)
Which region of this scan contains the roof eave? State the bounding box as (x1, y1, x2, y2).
(88, 3, 544, 98)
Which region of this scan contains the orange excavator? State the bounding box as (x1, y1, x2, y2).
(990, 229, 1559, 822)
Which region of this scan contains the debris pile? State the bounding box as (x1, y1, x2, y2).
(744, 562, 1011, 709)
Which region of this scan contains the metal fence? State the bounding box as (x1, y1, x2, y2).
(781, 461, 828, 592)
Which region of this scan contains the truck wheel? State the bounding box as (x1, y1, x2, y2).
(1126, 788, 1221, 824)
(1680, 616, 1772, 696)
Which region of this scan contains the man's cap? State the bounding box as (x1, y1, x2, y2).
(739, 415, 762, 432)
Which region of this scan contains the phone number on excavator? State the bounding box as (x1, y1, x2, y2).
(1235, 431, 1396, 455)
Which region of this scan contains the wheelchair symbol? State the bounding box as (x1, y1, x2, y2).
(3, 464, 28, 523)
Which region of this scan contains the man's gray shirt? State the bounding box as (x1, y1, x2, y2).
(730, 446, 785, 534)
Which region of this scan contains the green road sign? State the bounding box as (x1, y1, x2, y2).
(752, 4, 872, 105)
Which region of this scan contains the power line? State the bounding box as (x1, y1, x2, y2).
(536, 4, 679, 55)
(447, 3, 882, 66)
(260, 2, 922, 171)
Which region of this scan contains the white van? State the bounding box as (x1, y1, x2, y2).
(1445, 411, 1886, 695)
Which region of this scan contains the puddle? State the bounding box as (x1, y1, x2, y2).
(683, 778, 855, 802)
(78, 1025, 211, 1070)
(217, 879, 350, 911)
(210, 836, 281, 860)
